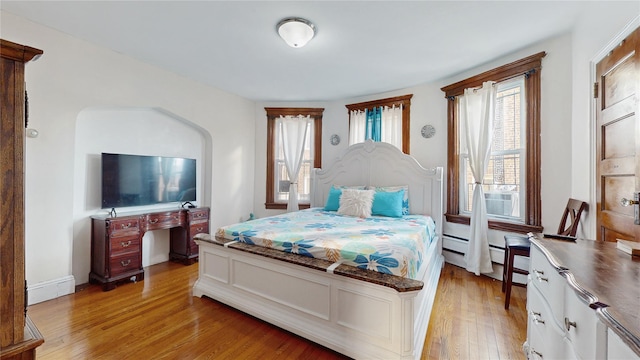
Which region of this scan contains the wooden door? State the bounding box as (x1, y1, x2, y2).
(596, 27, 640, 242)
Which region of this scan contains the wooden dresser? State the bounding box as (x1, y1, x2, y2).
(526, 235, 640, 359)
(90, 207, 209, 291)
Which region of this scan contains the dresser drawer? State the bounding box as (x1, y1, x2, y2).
(145, 211, 185, 231)
(530, 244, 565, 324)
(189, 223, 208, 253)
(108, 218, 140, 237)
(109, 253, 141, 277)
(190, 222, 209, 236)
(527, 284, 566, 359)
(110, 234, 140, 257)
(189, 208, 209, 222)
(564, 285, 606, 359)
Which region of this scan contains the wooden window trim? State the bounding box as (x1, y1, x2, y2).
(441, 52, 546, 234)
(345, 94, 412, 154)
(265, 107, 323, 210)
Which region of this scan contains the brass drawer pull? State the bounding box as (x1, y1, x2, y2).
(120, 259, 131, 267)
(121, 223, 132, 229)
(195, 227, 204, 232)
(149, 218, 159, 224)
(121, 240, 132, 248)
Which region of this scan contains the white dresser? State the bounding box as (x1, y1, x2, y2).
(526, 236, 640, 359)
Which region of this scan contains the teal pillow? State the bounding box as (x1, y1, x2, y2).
(371, 189, 404, 218)
(324, 187, 342, 211)
(370, 185, 410, 215)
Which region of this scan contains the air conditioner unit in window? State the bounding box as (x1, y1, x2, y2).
(485, 191, 516, 217)
(278, 180, 291, 193)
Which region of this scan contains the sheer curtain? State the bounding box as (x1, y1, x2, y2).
(278, 115, 311, 212)
(349, 106, 402, 150)
(460, 81, 496, 275)
(381, 105, 402, 149)
(349, 109, 366, 145)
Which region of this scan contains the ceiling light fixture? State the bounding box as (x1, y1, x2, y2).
(277, 17, 316, 48)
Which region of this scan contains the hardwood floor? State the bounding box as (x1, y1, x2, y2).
(28, 261, 527, 359)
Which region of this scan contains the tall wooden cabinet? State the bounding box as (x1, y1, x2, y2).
(0, 39, 44, 359)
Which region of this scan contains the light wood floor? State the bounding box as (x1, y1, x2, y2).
(28, 261, 527, 359)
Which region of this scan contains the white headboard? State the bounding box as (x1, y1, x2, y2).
(312, 140, 444, 235)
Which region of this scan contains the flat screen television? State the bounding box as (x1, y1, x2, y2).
(101, 152, 196, 209)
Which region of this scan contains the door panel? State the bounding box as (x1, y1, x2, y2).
(603, 112, 634, 159)
(596, 27, 640, 242)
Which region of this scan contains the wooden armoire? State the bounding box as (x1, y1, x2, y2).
(0, 39, 44, 359)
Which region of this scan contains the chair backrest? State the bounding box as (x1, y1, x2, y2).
(557, 198, 588, 236)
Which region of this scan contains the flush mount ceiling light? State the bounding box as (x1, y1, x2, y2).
(277, 17, 316, 48)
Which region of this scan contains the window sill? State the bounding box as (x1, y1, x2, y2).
(445, 213, 543, 234)
(265, 203, 311, 210)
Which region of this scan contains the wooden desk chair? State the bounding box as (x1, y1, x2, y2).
(502, 198, 588, 309)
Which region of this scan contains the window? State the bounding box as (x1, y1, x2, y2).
(460, 78, 525, 221)
(265, 107, 323, 210)
(442, 52, 545, 233)
(346, 94, 412, 154)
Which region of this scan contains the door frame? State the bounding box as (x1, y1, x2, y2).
(590, 16, 640, 240)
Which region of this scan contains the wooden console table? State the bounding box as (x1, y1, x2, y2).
(89, 207, 209, 291)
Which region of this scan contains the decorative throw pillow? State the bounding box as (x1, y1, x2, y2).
(370, 185, 410, 215)
(324, 186, 342, 211)
(371, 189, 405, 218)
(338, 189, 374, 218)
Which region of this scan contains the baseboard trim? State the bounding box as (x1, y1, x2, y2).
(27, 275, 76, 305)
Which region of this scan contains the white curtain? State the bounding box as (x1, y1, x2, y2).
(349, 107, 402, 149)
(349, 109, 366, 145)
(460, 81, 496, 275)
(279, 115, 311, 212)
(381, 105, 402, 149)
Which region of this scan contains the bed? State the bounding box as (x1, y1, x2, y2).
(193, 140, 444, 359)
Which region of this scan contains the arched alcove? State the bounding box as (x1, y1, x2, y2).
(72, 107, 212, 285)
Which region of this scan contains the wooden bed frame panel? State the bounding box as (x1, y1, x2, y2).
(193, 141, 444, 359)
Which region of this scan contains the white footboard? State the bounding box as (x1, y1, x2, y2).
(193, 236, 443, 360)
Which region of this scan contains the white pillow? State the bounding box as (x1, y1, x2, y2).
(338, 189, 374, 218)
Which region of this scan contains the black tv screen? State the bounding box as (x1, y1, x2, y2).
(101, 153, 196, 209)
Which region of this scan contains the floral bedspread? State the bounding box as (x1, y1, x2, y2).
(215, 208, 436, 279)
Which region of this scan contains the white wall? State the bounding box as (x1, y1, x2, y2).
(1, 11, 256, 302)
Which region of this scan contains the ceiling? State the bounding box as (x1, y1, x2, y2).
(1, 1, 588, 102)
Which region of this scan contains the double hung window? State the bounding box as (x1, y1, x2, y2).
(265, 108, 323, 210)
(459, 77, 525, 221)
(442, 52, 545, 232)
